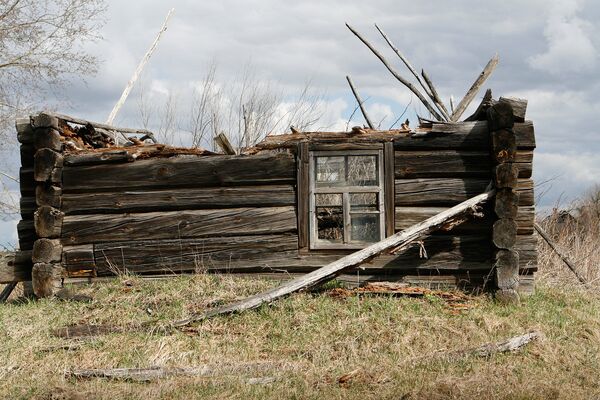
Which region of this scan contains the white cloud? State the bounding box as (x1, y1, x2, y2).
(528, 0, 597, 74)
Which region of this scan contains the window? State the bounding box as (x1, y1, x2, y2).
(309, 150, 385, 249)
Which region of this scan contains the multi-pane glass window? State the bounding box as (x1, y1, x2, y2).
(309, 150, 385, 249)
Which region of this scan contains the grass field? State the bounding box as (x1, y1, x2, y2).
(1, 272, 600, 399)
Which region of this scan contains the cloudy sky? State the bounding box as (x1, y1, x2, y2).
(2, 0, 600, 247)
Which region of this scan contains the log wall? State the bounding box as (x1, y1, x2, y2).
(10, 112, 537, 296)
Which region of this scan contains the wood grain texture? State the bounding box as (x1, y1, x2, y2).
(0, 251, 32, 283)
(34, 206, 64, 238)
(61, 185, 296, 215)
(495, 249, 519, 290)
(61, 206, 297, 245)
(493, 219, 518, 249)
(17, 219, 36, 250)
(32, 239, 62, 263)
(384, 142, 395, 237)
(62, 153, 296, 192)
(34, 149, 63, 182)
(395, 150, 491, 178)
(33, 128, 62, 151)
(62, 245, 96, 276)
(296, 143, 310, 249)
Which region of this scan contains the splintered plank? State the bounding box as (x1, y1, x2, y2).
(62, 153, 296, 192)
(61, 206, 297, 245)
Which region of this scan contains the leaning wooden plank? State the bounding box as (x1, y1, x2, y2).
(214, 132, 236, 155)
(534, 223, 586, 284)
(62, 153, 296, 192)
(451, 55, 499, 121)
(346, 75, 375, 129)
(171, 189, 494, 327)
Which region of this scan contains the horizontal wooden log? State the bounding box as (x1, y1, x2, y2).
(20, 144, 35, 167)
(17, 220, 36, 250)
(63, 245, 96, 276)
(19, 168, 35, 196)
(34, 149, 63, 182)
(62, 153, 295, 192)
(495, 164, 519, 189)
(64, 150, 134, 166)
(394, 121, 534, 150)
(36, 185, 62, 208)
(93, 234, 299, 276)
(61, 206, 297, 245)
(32, 239, 63, 263)
(34, 206, 64, 238)
(395, 205, 534, 235)
(499, 97, 527, 122)
(34, 128, 62, 151)
(0, 251, 32, 283)
(32, 262, 63, 298)
(20, 196, 36, 219)
(493, 218, 518, 249)
(395, 151, 491, 178)
(16, 118, 34, 143)
(395, 178, 534, 207)
(61, 185, 295, 215)
(31, 113, 59, 129)
(309, 142, 383, 151)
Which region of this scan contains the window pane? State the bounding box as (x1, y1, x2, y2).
(350, 193, 379, 212)
(315, 193, 342, 207)
(347, 155, 377, 186)
(350, 214, 380, 243)
(316, 205, 343, 243)
(316, 156, 345, 185)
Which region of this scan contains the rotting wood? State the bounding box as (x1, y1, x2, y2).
(421, 69, 451, 121)
(491, 129, 517, 163)
(16, 118, 34, 144)
(534, 223, 586, 284)
(495, 249, 519, 290)
(170, 189, 495, 327)
(32, 239, 63, 263)
(34, 149, 63, 182)
(346, 75, 374, 129)
(31, 113, 59, 129)
(36, 185, 62, 208)
(62, 245, 96, 276)
(451, 55, 499, 121)
(61, 206, 297, 245)
(464, 88, 493, 121)
(61, 184, 296, 215)
(1, 251, 33, 283)
(494, 189, 519, 219)
(395, 150, 492, 178)
(345, 23, 444, 121)
(214, 132, 236, 155)
(0, 282, 17, 302)
(499, 96, 527, 122)
(439, 331, 542, 360)
(384, 142, 395, 237)
(32, 263, 64, 298)
(62, 153, 296, 192)
(40, 111, 156, 139)
(33, 128, 62, 151)
(494, 163, 519, 188)
(297, 143, 310, 249)
(34, 206, 64, 238)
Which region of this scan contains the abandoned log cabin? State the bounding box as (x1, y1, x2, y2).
(5, 96, 536, 299)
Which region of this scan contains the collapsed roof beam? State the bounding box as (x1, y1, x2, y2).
(345, 75, 375, 129)
(451, 55, 499, 121)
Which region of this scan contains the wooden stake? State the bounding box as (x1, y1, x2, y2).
(534, 223, 587, 284)
(172, 189, 495, 327)
(106, 8, 175, 125)
(346, 23, 444, 121)
(214, 132, 236, 155)
(451, 55, 499, 121)
(345, 75, 374, 129)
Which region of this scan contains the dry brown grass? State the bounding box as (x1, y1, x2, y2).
(1, 273, 600, 399)
(536, 186, 600, 287)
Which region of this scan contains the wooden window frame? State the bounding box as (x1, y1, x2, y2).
(308, 149, 386, 250)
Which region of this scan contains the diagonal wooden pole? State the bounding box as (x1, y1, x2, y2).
(534, 223, 587, 284)
(346, 75, 374, 129)
(106, 8, 175, 125)
(451, 55, 499, 121)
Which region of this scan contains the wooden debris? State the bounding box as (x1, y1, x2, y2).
(214, 132, 236, 155)
(451, 55, 499, 121)
(171, 189, 494, 327)
(0, 282, 17, 302)
(534, 223, 587, 284)
(346, 75, 374, 129)
(461, 331, 542, 358)
(346, 23, 444, 121)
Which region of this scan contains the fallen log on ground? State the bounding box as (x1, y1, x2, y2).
(451, 331, 542, 359)
(534, 223, 586, 284)
(171, 189, 495, 327)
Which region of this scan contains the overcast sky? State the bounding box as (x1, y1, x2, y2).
(2, 0, 600, 247)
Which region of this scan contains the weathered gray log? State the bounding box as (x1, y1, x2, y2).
(421, 69, 451, 120)
(64, 150, 134, 166)
(495, 249, 519, 290)
(0, 282, 17, 302)
(36, 185, 62, 208)
(16, 118, 34, 143)
(38, 111, 155, 136)
(20, 144, 35, 167)
(62, 153, 295, 192)
(33, 128, 62, 151)
(346, 75, 375, 129)
(494, 189, 519, 219)
(451, 55, 499, 121)
(455, 331, 541, 358)
(19, 167, 35, 196)
(32, 239, 63, 263)
(495, 164, 519, 188)
(464, 88, 493, 121)
(61, 206, 297, 245)
(34, 149, 64, 182)
(34, 206, 64, 238)
(20, 196, 36, 218)
(499, 97, 527, 122)
(395, 150, 492, 178)
(534, 223, 586, 284)
(0, 251, 33, 283)
(487, 101, 514, 132)
(493, 219, 518, 249)
(17, 220, 36, 250)
(345, 23, 444, 121)
(395, 178, 533, 207)
(32, 262, 63, 298)
(171, 189, 495, 326)
(31, 113, 59, 129)
(61, 184, 295, 215)
(214, 132, 236, 155)
(62, 245, 96, 276)
(297, 143, 310, 249)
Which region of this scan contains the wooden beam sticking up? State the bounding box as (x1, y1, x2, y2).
(451, 55, 499, 122)
(421, 69, 451, 121)
(346, 75, 374, 129)
(172, 189, 494, 327)
(106, 8, 175, 125)
(534, 223, 587, 284)
(345, 23, 444, 121)
(214, 132, 236, 155)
